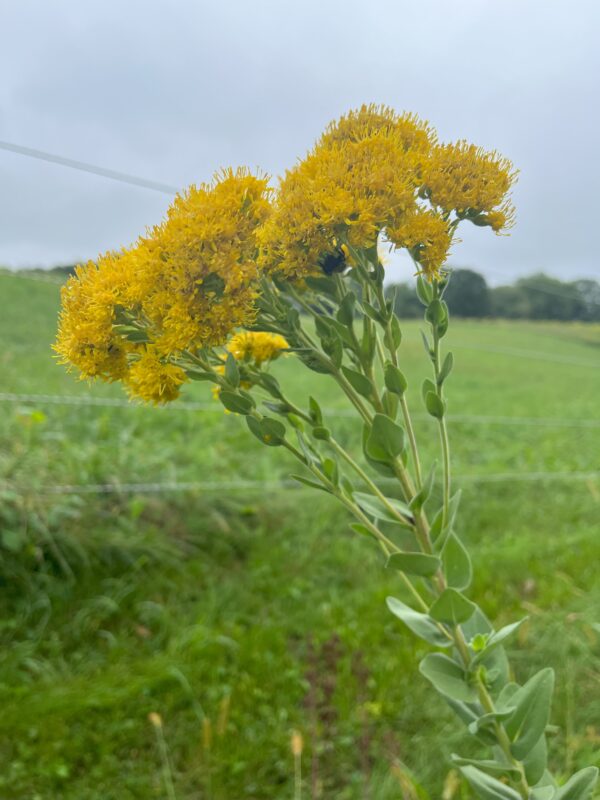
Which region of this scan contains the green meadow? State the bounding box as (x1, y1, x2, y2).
(0, 271, 599, 799)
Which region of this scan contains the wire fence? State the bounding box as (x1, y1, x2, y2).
(2, 470, 598, 497)
(2, 391, 600, 428)
(1, 140, 599, 307)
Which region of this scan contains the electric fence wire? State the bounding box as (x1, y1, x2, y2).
(2, 391, 600, 428)
(1, 139, 599, 307)
(2, 470, 598, 497)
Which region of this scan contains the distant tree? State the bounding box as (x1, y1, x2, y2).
(49, 264, 78, 276)
(515, 273, 586, 321)
(489, 285, 531, 319)
(573, 279, 600, 322)
(444, 268, 490, 317)
(386, 283, 422, 318)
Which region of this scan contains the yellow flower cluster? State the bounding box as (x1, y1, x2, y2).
(422, 141, 517, 230)
(126, 347, 187, 404)
(387, 209, 453, 277)
(212, 331, 289, 401)
(227, 331, 289, 366)
(55, 169, 272, 403)
(259, 105, 434, 279)
(55, 106, 517, 404)
(259, 105, 516, 280)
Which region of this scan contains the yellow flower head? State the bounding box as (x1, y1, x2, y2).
(54, 252, 135, 381)
(387, 209, 453, 280)
(422, 141, 517, 231)
(125, 346, 188, 404)
(227, 331, 289, 366)
(259, 106, 435, 279)
(55, 168, 273, 390)
(134, 168, 273, 354)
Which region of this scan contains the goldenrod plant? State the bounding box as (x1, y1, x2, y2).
(55, 106, 597, 799)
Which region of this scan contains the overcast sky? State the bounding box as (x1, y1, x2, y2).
(1, 0, 598, 284)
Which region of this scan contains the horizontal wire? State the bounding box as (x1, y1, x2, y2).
(2, 470, 598, 496)
(450, 341, 599, 369)
(1, 145, 598, 308)
(0, 140, 178, 195)
(1, 391, 599, 428)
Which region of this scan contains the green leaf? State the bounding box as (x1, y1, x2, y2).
(305, 275, 337, 295)
(450, 755, 520, 777)
(246, 416, 286, 446)
(319, 330, 343, 368)
(200, 272, 226, 297)
(429, 588, 477, 625)
(365, 414, 406, 461)
(420, 329, 432, 356)
(442, 532, 473, 591)
(308, 396, 323, 425)
(384, 315, 402, 351)
(425, 298, 446, 327)
(296, 348, 331, 374)
(459, 765, 522, 799)
(186, 367, 219, 382)
(258, 372, 284, 399)
(349, 522, 374, 539)
(312, 426, 331, 441)
(219, 391, 254, 415)
(434, 489, 463, 548)
(261, 417, 286, 445)
(409, 462, 436, 512)
(505, 668, 555, 760)
(438, 351, 454, 384)
(353, 492, 413, 525)
(461, 610, 510, 692)
(384, 363, 408, 396)
(416, 275, 433, 305)
(341, 366, 373, 398)
(329, 317, 355, 346)
(290, 474, 331, 493)
(224, 353, 240, 388)
(336, 291, 356, 325)
(381, 389, 399, 420)
(419, 653, 476, 702)
(363, 300, 384, 324)
(263, 400, 291, 416)
(387, 597, 451, 648)
(387, 552, 441, 577)
(113, 324, 151, 343)
(422, 378, 436, 402)
(321, 457, 339, 485)
(472, 619, 528, 666)
(425, 391, 445, 419)
(468, 708, 516, 735)
(523, 735, 548, 786)
(530, 789, 555, 800)
(360, 425, 396, 477)
(554, 767, 598, 800)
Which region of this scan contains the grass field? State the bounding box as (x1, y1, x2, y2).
(0, 271, 599, 799)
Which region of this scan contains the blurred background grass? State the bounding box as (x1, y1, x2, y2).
(0, 272, 598, 799)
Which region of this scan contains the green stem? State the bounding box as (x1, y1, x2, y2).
(400, 395, 423, 490)
(281, 440, 430, 613)
(432, 330, 451, 528)
(328, 438, 413, 528)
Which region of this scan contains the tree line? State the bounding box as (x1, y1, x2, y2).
(387, 269, 600, 321)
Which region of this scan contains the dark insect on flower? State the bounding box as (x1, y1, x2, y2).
(318, 248, 346, 275)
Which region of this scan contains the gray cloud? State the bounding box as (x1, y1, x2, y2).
(1, 0, 598, 284)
